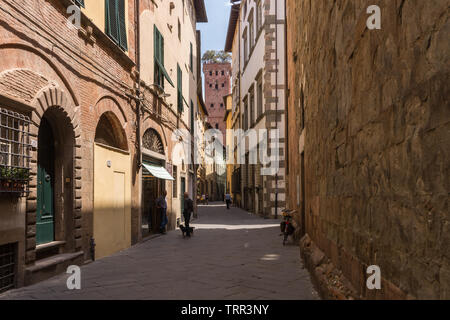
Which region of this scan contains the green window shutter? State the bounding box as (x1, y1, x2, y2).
(105, 0, 127, 51)
(118, 0, 128, 51)
(75, 0, 85, 7)
(153, 26, 174, 88)
(177, 64, 183, 113)
(105, 0, 119, 43)
(190, 100, 194, 133)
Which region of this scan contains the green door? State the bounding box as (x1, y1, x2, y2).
(181, 177, 186, 213)
(36, 118, 55, 245)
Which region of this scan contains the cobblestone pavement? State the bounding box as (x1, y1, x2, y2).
(1, 203, 319, 300)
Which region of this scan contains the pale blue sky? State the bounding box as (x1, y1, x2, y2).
(197, 0, 232, 58)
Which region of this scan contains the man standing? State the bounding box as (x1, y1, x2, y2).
(225, 192, 231, 210)
(156, 190, 168, 234)
(183, 192, 194, 237)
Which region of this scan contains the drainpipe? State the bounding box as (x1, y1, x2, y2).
(90, 237, 96, 261)
(274, 0, 279, 219)
(135, 0, 142, 238)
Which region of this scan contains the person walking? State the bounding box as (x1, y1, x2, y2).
(225, 192, 231, 209)
(156, 190, 168, 234)
(205, 194, 209, 205)
(183, 192, 194, 237)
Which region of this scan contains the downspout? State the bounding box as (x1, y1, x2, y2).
(135, 0, 142, 238)
(238, 5, 242, 209)
(284, 0, 288, 183)
(274, 0, 278, 219)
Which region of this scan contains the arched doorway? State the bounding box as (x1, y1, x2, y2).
(36, 108, 75, 250)
(141, 128, 171, 236)
(93, 112, 131, 259)
(36, 117, 55, 245)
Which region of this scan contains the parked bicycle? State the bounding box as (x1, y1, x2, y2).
(280, 209, 296, 245)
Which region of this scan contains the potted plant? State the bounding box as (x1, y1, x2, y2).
(0, 166, 30, 193)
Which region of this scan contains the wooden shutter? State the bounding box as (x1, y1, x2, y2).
(75, 0, 85, 7)
(118, 0, 128, 50)
(105, 0, 119, 43)
(190, 100, 194, 133)
(105, 0, 127, 51)
(177, 65, 183, 113)
(177, 65, 182, 113)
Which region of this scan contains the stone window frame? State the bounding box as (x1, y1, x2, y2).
(248, 83, 255, 128)
(243, 95, 249, 131)
(248, 8, 255, 50)
(255, 69, 264, 122)
(256, 0, 263, 32)
(173, 165, 178, 198)
(242, 26, 248, 65)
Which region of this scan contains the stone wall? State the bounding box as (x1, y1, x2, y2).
(286, 0, 449, 299)
(0, 0, 139, 282)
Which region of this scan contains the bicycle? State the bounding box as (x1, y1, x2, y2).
(280, 209, 296, 245)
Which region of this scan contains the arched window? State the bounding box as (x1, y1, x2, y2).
(95, 113, 128, 150)
(143, 129, 164, 155)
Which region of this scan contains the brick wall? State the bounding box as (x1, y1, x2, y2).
(0, 0, 139, 271)
(286, 0, 449, 299)
(203, 62, 231, 144)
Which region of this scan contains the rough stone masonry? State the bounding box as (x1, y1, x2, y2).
(286, 0, 449, 299)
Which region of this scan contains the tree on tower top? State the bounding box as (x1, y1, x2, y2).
(202, 50, 231, 64)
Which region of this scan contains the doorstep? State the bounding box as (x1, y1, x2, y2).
(25, 251, 84, 286)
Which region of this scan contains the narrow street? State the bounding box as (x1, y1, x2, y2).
(1, 203, 319, 300)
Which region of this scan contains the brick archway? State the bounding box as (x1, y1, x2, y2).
(24, 85, 82, 264)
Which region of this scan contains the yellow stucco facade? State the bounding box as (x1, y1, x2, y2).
(224, 94, 233, 194)
(93, 143, 132, 260)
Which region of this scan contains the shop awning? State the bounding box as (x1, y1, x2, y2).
(142, 163, 174, 181)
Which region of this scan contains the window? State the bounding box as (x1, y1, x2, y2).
(243, 0, 247, 18)
(74, 0, 85, 7)
(215, 124, 219, 129)
(243, 30, 248, 63)
(220, 103, 224, 108)
(222, 83, 225, 88)
(209, 71, 212, 76)
(173, 165, 178, 197)
(222, 70, 224, 76)
(216, 71, 218, 76)
(189, 42, 193, 72)
(209, 83, 212, 88)
(177, 64, 183, 113)
(0, 108, 31, 196)
(178, 19, 181, 41)
(257, 80, 263, 118)
(154, 26, 174, 89)
(142, 129, 164, 155)
(210, 104, 214, 108)
(243, 98, 248, 130)
(105, 0, 128, 51)
(250, 89, 255, 126)
(257, 0, 262, 32)
(249, 12, 254, 49)
(190, 100, 194, 134)
(215, 84, 218, 90)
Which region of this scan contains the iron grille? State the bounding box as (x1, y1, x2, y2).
(0, 107, 32, 196)
(0, 243, 16, 294)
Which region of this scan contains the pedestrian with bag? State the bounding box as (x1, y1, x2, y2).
(183, 192, 194, 237)
(156, 190, 168, 234)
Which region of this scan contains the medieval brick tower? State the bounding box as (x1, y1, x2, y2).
(203, 62, 232, 144)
